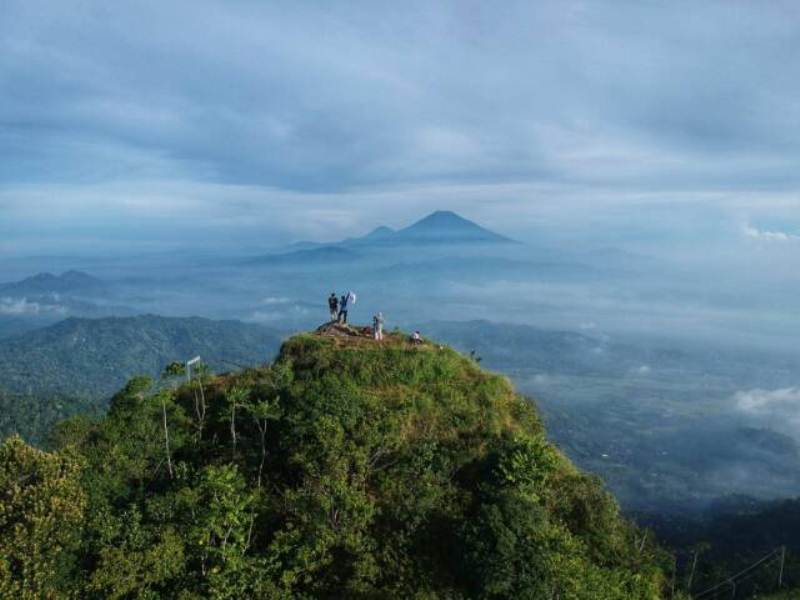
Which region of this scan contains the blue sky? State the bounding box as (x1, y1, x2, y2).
(1, 1, 799, 254)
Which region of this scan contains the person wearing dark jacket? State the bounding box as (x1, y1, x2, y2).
(338, 291, 356, 324)
(338, 293, 348, 323)
(328, 293, 339, 322)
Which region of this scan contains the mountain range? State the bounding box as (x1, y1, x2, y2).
(0, 270, 107, 296)
(359, 210, 514, 245)
(257, 211, 515, 263)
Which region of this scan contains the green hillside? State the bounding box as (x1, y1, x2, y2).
(0, 328, 675, 598)
(0, 315, 283, 443)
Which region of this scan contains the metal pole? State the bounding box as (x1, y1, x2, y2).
(778, 546, 786, 588)
(186, 356, 201, 383)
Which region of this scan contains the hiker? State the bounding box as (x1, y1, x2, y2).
(328, 292, 338, 322)
(338, 294, 348, 323)
(373, 312, 384, 341)
(410, 330, 422, 345)
(338, 291, 356, 323)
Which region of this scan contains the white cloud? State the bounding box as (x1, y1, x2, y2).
(734, 388, 800, 439)
(743, 224, 799, 242)
(0, 297, 67, 316)
(260, 297, 291, 305)
(735, 387, 800, 413)
(630, 365, 651, 376)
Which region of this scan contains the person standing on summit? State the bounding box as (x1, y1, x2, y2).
(328, 292, 339, 322)
(338, 290, 356, 324)
(373, 312, 384, 341)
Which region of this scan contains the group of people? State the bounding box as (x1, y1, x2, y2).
(326, 291, 421, 344)
(328, 291, 356, 324)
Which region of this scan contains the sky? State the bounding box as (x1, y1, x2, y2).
(1, 0, 799, 254)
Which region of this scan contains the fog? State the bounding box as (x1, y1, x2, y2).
(1, 209, 799, 513)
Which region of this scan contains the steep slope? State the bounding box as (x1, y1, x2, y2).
(17, 330, 673, 598)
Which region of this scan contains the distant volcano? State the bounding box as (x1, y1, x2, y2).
(342, 211, 514, 246)
(391, 210, 513, 243)
(265, 210, 516, 259)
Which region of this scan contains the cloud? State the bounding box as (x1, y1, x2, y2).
(260, 297, 291, 305)
(735, 388, 800, 413)
(1, 1, 800, 252)
(734, 388, 800, 437)
(3, 2, 800, 190)
(0, 297, 67, 316)
(743, 224, 799, 242)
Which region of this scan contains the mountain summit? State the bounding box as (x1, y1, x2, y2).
(339, 210, 513, 247)
(13, 330, 667, 598)
(393, 210, 513, 243)
(261, 210, 515, 259)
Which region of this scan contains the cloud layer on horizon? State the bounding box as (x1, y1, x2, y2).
(1, 1, 799, 250)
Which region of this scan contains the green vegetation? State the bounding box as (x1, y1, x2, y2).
(1, 332, 675, 598)
(0, 387, 90, 449)
(0, 315, 283, 443)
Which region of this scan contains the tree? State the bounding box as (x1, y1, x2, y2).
(0, 436, 85, 599)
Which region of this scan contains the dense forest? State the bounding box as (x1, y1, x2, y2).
(0, 331, 676, 598)
(0, 315, 283, 443)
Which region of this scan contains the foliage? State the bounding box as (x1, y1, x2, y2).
(0, 436, 86, 599)
(5, 333, 672, 597)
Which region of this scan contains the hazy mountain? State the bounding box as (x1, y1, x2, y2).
(0, 268, 135, 335)
(265, 211, 515, 259)
(389, 210, 514, 244)
(362, 225, 396, 240)
(345, 210, 514, 247)
(0, 270, 107, 296)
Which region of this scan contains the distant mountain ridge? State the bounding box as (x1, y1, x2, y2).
(269, 210, 515, 258)
(245, 245, 359, 267)
(0, 315, 285, 443)
(388, 210, 513, 244)
(0, 270, 106, 296)
(0, 314, 284, 399)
